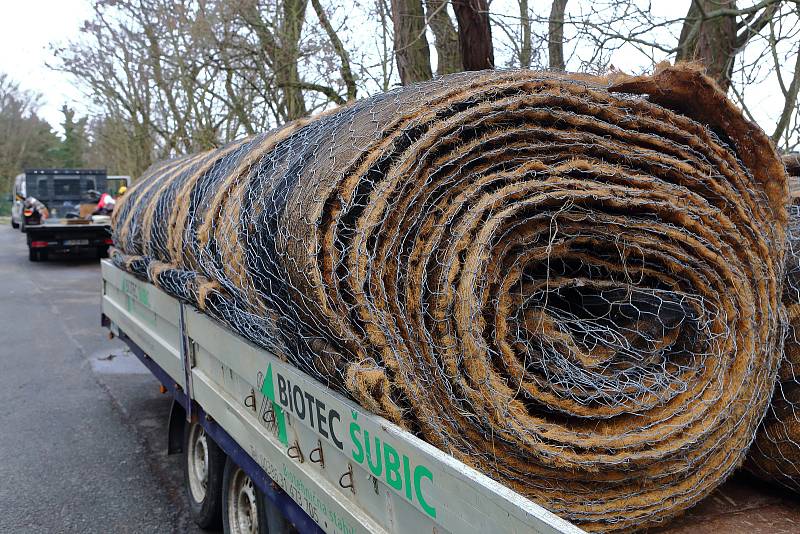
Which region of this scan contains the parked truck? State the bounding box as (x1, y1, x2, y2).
(100, 259, 583, 534)
(19, 169, 114, 261)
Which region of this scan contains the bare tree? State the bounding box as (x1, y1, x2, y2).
(392, 0, 434, 84)
(84, 115, 141, 176)
(426, 0, 462, 75)
(771, 62, 800, 144)
(0, 74, 61, 191)
(352, 0, 398, 92)
(488, 0, 540, 69)
(494, 0, 799, 149)
(376, 0, 397, 90)
(548, 0, 568, 71)
(57, 8, 157, 174)
(452, 0, 494, 70)
(311, 0, 358, 100)
(52, 0, 800, 171)
(240, 0, 309, 121)
(518, 0, 533, 68)
(676, 0, 738, 90)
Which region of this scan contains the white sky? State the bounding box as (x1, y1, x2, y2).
(0, 0, 93, 132)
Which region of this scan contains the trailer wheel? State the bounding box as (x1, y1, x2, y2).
(222, 458, 270, 534)
(184, 421, 225, 529)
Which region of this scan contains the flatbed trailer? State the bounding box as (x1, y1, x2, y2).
(99, 259, 584, 534)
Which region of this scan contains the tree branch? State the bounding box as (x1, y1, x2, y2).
(278, 81, 346, 105)
(310, 0, 357, 100)
(772, 46, 800, 144)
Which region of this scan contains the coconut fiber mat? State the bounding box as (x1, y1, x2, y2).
(111, 65, 789, 532)
(747, 169, 800, 492)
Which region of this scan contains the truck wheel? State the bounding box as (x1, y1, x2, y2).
(222, 458, 269, 534)
(29, 250, 47, 262)
(97, 246, 109, 259)
(11, 219, 19, 229)
(184, 421, 225, 529)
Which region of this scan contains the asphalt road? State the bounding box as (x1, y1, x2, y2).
(2, 221, 800, 534)
(0, 223, 205, 533)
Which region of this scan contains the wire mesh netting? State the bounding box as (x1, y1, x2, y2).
(747, 165, 800, 492)
(110, 65, 789, 532)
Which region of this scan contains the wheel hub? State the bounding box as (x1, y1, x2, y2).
(187, 425, 209, 502)
(229, 468, 259, 534)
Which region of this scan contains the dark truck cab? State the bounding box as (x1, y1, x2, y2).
(22, 169, 114, 262)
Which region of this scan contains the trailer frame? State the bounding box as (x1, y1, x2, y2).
(100, 259, 583, 534)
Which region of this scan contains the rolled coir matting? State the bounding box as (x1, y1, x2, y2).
(111, 64, 788, 532)
(747, 170, 800, 492)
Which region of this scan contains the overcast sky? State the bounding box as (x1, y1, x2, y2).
(0, 0, 92, 131)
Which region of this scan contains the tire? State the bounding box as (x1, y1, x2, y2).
(184, 421, 225, 530)
(20, 220, 26, 233)
(97, 246, 109, 259)
(222, 458, 270, 534)
(28, 249, 47, 261)
(11, 218, 19, 229)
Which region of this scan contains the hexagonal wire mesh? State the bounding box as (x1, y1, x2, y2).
(110, 66, 789, 532)
(747, 163, 800, 491)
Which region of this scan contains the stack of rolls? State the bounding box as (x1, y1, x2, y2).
(111, 64, 789, 531)
(747, 158, 800, 492)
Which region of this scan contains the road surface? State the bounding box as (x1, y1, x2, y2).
(0, 222, 799, 533)
(0, 224, 206, 533)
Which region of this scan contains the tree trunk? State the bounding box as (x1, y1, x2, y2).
(548, 0, 567, 71)
(392, 0, 433, 84)
(519, 0, 532, 68)
(426, 0, 461, 76)
(676, 0, 737, 92)
(452, 0, 493, 70)
(140, 14, 192, 152)
(241, 0, 309, 122)
(277, 0, 308, 120)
